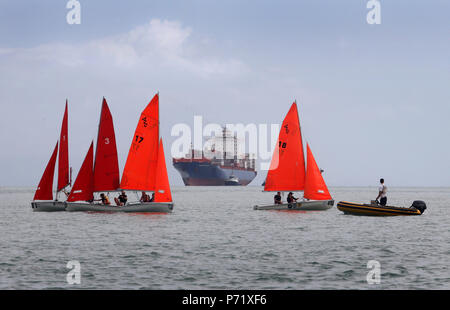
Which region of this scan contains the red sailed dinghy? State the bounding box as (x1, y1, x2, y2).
(66, 98, 121, 212)
(117, 93, 174, 212)
(31, 101, 72, 211)
(66, 94, 173, 213)
(254, 101, 334, 211)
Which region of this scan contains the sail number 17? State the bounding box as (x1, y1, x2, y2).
(135, 135, 144, 143)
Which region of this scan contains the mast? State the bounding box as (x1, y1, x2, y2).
(157, 91, 160, 142)
(57, 100, 70, 200)
(295, 99, 305, 164)
(157, 91, 160, 194)
(234, 132, 237, 163)
(222, 126, 227, 163)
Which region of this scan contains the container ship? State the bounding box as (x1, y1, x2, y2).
(172, 128, 257, 186)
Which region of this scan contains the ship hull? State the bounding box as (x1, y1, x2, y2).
(173, 161, 256, 186)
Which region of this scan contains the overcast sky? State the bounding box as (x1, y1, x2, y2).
(0, 0, 449, 187)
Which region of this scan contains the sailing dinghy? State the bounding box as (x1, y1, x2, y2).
(254, 102, 334, 211)
(118, 93, 174, 213)
(31, 101, 71, 211)
(65, 98, 121, 212)
(66, 94, 174, 213)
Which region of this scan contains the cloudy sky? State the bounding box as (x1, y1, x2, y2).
(0, 0, 449, 187)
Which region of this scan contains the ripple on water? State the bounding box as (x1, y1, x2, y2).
(1, 186, 449, 289)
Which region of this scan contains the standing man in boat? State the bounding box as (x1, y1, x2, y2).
(376, 178, 388, 206)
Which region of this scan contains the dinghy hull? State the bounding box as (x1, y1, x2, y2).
(31, 201, 66, 212)
(65, 202, 174, 213)
(254, 200, 334, 211)
(337, 201, 423, 216)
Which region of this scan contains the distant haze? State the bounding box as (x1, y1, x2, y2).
(0, 1, 449, 187)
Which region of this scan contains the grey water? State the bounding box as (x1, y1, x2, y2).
(0, 186, 449, 290)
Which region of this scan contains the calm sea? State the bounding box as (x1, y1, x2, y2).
(0, 186, 449, 289)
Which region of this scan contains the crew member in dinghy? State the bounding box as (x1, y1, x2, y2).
(274, 192, 282, 204)
(376, 178, 388, 206)
(114, 190, 127, 206)
(287, 192, 299, 203)
(140, 191, 151, 202)
(96, 193, 111, 205)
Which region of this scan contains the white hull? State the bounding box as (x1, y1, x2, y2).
(254, 200, 334, 211)
(65, 201, 174, 213)
(31, 201, 66, 212)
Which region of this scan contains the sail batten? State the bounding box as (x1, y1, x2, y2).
(57, 101, 70, 191)
(120, 94, 159, 191)
(264, 102, 306, 191)
(93, 98, 120, 192)
(33, 142, 58, 201)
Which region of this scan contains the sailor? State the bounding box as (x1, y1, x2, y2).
(274, 192, 282, 204)
(114, 190, 127, 206)
(376, 178, 388, 206)
(287, 192, 298, 204)
(97, 193, 111, 205)
(140, 191, 151, 202)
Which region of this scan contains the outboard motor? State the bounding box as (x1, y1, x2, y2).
(411, 200, 427, 214)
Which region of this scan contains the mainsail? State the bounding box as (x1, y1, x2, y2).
(68, 142, 94, 202)
(154, 138, 172, 202)
(264, 102, 306, 191)
(57, 101, 70, 191)
(33, 142, 58, 201)
(304, 144, 332, 201)
(93, 98, 120, 192)
(120, 94, 159, 191)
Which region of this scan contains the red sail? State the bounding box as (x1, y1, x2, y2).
(57, 101, 70, 191)
(304, 143, 332, 200)
(154, 138, 172, 202)
(120, 94, 159, 191)
(33, 143, 58, 201)
(93, 98, 120, 192)
(264, 102, 306, 191)
(68, 142, 94, 202)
